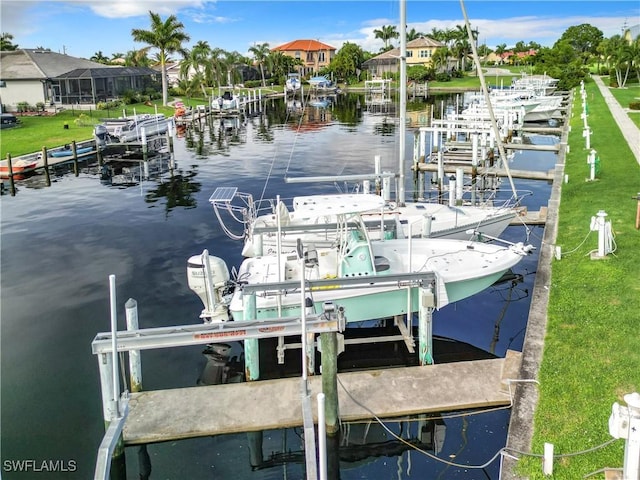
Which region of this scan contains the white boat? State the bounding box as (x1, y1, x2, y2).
(285, 73, 301, 95)
(94, 113, 170, 144)
(189, 193, 534, 324)
(211, 90, 241, 112)
(308, 75, 339, 93)
(210, 189, 518, 257)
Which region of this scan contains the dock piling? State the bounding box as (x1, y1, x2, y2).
(42, 147, 51, 186)
(125, 298, 142, 393)
(5, 153, 16, 196)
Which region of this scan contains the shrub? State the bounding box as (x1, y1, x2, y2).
(244, 80, 262, 88)
(74, 113, 95, 126)
(629, 101, 640, 110)
(16, 101, 32, 113)
(97, 100, 123, 110)
(36, 102, 45, 112)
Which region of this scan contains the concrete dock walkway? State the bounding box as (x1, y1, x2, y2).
(123, 352, 521, 445)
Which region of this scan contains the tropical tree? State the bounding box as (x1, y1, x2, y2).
(90, 51, 109, 64)
(329, 42, 365, 83)
(207, 47, 229, 88)
(1, 32, 18, 51)
(431, 47, 449, 73)
(603, 34, 634, 87)
(373, 25, 399, 50)
(249, 42, 271, 87)
(555, 24, 604, 64)
(124, 48, 151, 67)
(131, 11, 190, 105)
(110, 52, 125, 64)
(180, 40, 211, 97)
(406, 27, 423, 42)
(632, 36, 640, 83)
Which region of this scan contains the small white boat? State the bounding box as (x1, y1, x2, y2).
(189, 195, 534, 324)
(285, 73, 301, 95)
(210, 190, 518, 258)
(308, 76, 339, 93)
(211, 90, 241, 112)
(94, 114, 170, 144)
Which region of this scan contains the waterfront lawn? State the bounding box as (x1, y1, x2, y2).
(604, 79, 640, 128)
(518, 78, 640, 478)
(0, 102, 179, 158)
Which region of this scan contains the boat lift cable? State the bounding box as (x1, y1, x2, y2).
(459, 0, 518, 199)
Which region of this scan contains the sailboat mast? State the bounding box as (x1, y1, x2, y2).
(398, 0, 407, 206)
(459, 0, 518, 198)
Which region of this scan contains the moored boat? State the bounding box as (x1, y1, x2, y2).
(189, 195, 534, 324)
(0, 159, 37, 178)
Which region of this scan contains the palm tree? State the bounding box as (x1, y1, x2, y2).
(406, 28, 423, 42)
(90, 51, 109, 64)
(124, 48, 151, 67)
(180, 41, 211, 97)
(373, 25, 399, 50)
(110, 52, 125, 64)
(249, 42, 271, 87)
(1, 32, 18, 51)
(131, 11, 190, 106)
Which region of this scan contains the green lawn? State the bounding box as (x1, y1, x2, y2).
(603, 79, 640, 128)
(516, 77, 640, 479)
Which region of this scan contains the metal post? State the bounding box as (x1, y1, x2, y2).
(109, 275, 120, 415)
(418, 287, 435, 365)
(244, 293, 260, 381)
(125, 298, 142, 393)
(318, 393, 327, 480)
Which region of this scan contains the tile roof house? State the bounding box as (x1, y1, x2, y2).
(363, 36, 445, 78)
(0, 49, 160, 111)
(271, 39, 336, 77)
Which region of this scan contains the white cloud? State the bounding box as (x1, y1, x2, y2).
(82, 0, 207, 19)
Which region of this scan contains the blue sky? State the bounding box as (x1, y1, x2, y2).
(2, 1, 638, 60)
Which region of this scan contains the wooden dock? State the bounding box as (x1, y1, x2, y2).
(123, 351, 521, 445)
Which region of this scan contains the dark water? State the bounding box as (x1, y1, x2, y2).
(0, 94, 553, 479)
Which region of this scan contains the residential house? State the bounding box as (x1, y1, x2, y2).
(487, 49, 537, 65)
(0, 49, 160, 111)
(271, 39, 336, 77)
(363, 36, 445, 78)
(623, 24, 640, 44)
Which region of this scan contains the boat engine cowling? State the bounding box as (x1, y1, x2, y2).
(187, 250, 231, 323)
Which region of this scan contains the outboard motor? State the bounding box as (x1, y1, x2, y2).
(187, 250, 231, 323)
(94, 124, 110, 146)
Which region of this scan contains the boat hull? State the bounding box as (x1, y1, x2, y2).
(227, 237, 530, 323)
(228, 269, 508, 323)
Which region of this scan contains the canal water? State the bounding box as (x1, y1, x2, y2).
(0, 93, 555, 479)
